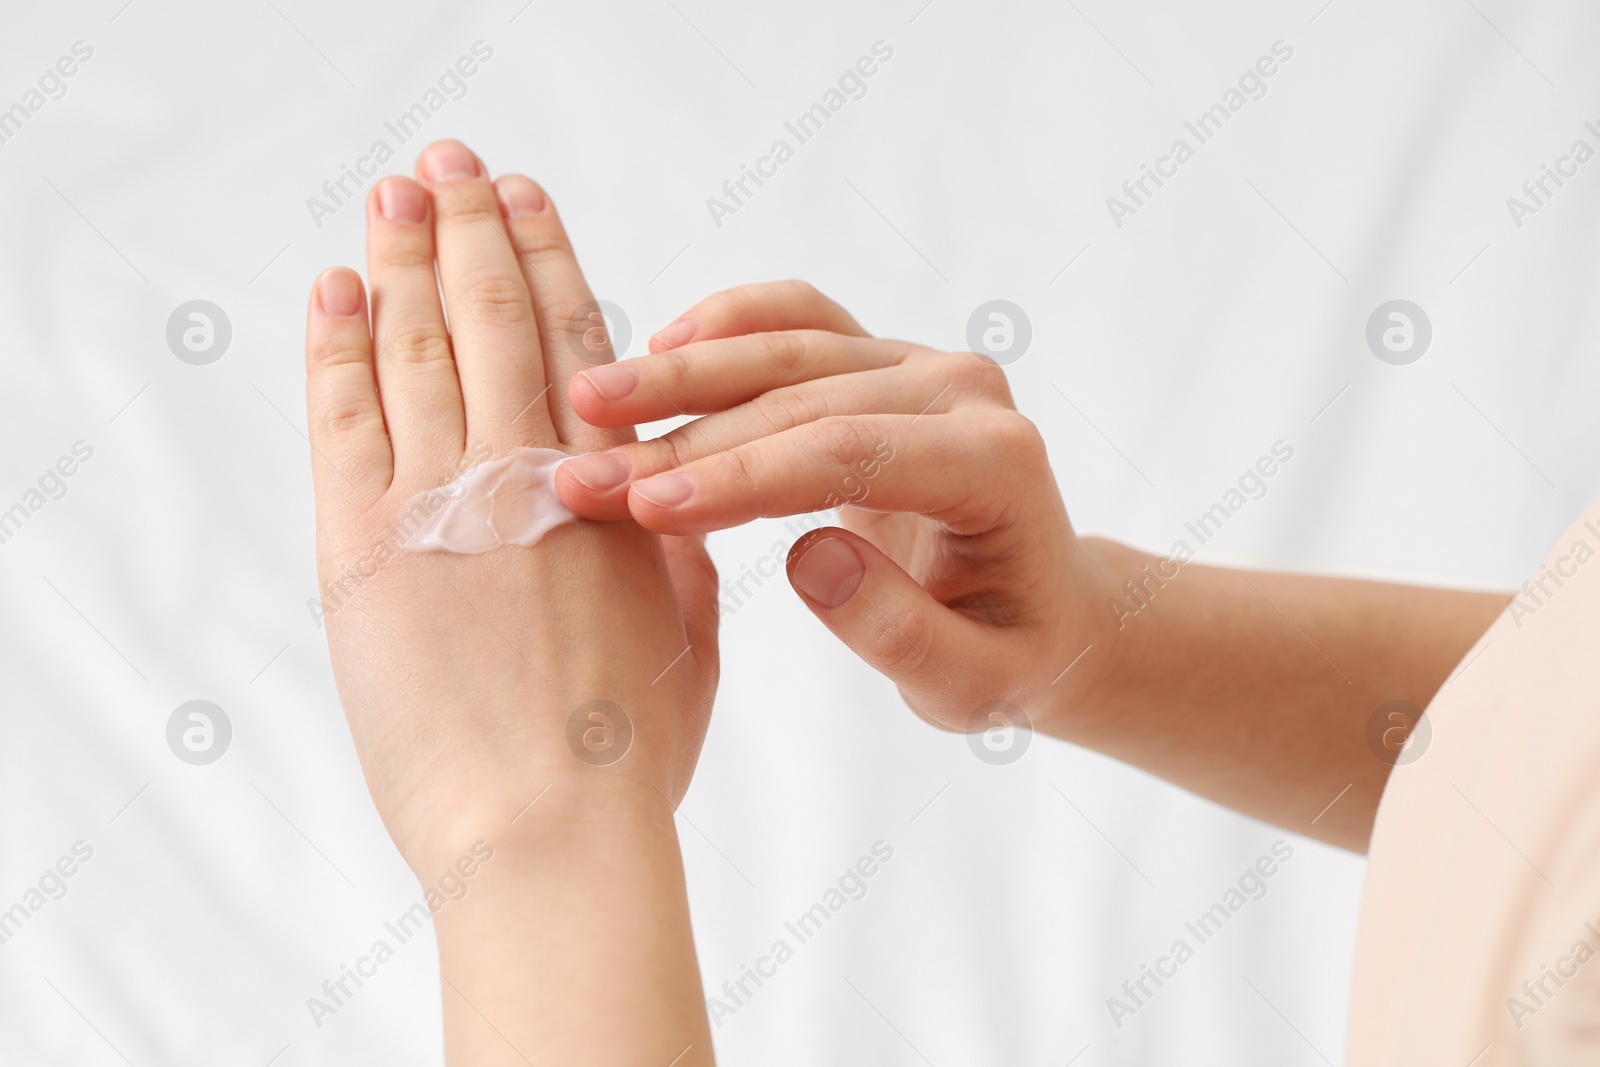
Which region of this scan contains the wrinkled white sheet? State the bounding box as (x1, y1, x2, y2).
(2, 1, 1597, 1063)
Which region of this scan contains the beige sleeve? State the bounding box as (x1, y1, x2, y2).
(1352, 504, 1600, 1066)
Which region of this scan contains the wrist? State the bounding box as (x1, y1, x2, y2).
(400, 768, 678, 882)
(1035, 536, 1153, 744)
(420, 770, 711, 1065)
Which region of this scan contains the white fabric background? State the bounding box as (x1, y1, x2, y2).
(1, 0, 1596, 1063)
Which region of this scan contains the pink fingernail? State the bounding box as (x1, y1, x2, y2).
(496, 176, 546, 217)
(650, 316, 697, 351)
(791, 537, 864, 608)
(317, 270, 362, 317)
(578, 363, 639, 402)
(378, 179, 427, 224)
(563, 452, 631, 491)
(421, 141, 480, 182)
(632, 472, 695, 508)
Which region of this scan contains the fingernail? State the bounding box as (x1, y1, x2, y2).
(421, 141, 480, 182)
(317, 270, 361, 317)
(578, 363, 639, 402)
(562, 452, 631, 492)
(791, 537, 865, 609)
(650, 316, 697, 351)
(495, 177, 546, 217)
(378, 179, 427, 224)
(632, 471, 695, 508)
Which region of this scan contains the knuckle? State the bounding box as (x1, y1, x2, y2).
(718, 442, 763, 488)
(314, 393, 385, 443)
(455, 271, 533, 327)
(671, 417, 720, 462)
(805, 416, 877, 467)
(862, 604, 937, 680)
(660, 433, 690, 470)
(634, 433, 685, 474)
(942, 350, 1012, 401)
(988, 410, 1048, 467)
(654, 346, 693, 387)
(432, 189, 497, 228)
(308, 335, 368, 370)
(755, 330, 807, 377)
(748, 386, 824, 435)
(546, 295, 607, 350)
(372, 240, 434, 272)
(543, 295, 587, 330)
(383, 321, 454, 366)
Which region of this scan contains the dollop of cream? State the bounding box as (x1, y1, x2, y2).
(397, 446, 578, 554)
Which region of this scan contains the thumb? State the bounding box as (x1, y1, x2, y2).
(662, 533, 720, 677)
(786, 527, 986, 729)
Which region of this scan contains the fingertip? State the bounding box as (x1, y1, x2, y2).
(313, 267, 364, 318)
(492, 173, 548, 217)
(567, 373, 610, 425)
(649, 316, 698, 352)
(304, 268, 390, 496)
(630, 470, 695, 510)
(415, 139, 483, 183)
(371, 176, 429, 225)
(568, 364, 643, 427)
(627, 476, 706, 535)
(786, 527, 835, 568)
(555, 454, 635, 521)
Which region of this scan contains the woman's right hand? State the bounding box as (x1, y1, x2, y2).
(553, 281, 1509, 853)
(553, 281, 1129, 742)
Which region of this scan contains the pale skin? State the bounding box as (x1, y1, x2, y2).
(553, 281, 1510, 853)
(306, 140, 1507, 1062)
(306, 139, 716, 1065)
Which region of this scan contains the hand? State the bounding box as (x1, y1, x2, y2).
(304, 140, 720, 875)
(552, 282, 1510, 856)
(553, 281, 1125, 739)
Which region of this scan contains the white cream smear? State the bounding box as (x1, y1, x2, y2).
(398, 447, 579, 554)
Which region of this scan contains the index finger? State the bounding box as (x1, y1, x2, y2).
(615, 410, 1047, 537)
(570, 332, 912, 428)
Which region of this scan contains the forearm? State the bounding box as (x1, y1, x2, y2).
(1065, 538, 1508, 851)
(429, 776, 714, 1066)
